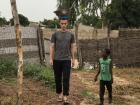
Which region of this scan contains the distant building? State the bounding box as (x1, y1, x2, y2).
(29, 22, 39, 27)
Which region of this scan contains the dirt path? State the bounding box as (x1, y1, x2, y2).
(76, 70, 140, 105)
(0, 72, 85, 105)
(0, 69, 140, 105)
(45, 72, 85, 105)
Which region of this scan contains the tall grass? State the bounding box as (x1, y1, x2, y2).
(24, 64, 55, 89)
(0, 58, 55, 89)
(0, 58, 17, 79)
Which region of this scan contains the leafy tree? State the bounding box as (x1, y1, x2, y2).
(41, 18, 60, 28)
(81, 14, 102, 28)
(57, 0, 110, 28)
(0, 17, 8, 26)
(105, 0, 140, 29)
(10, 14, 30, 26)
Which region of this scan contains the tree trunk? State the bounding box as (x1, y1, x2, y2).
(10, 0, 24, 105)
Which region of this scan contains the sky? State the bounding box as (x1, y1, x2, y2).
(0, 0, 57, 22)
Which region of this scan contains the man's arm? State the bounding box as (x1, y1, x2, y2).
(50, 33, 55, 65)
(71, 43, 76, 67)
(50, 43, 54, 65)
(94, 62, 100, 82)
(70, 34, 76, 67)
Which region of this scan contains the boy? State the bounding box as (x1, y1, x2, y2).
(94, 49, 113, 105)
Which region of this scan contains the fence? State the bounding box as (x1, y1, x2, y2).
(0, 26, 45, 64)
(41, 26, 140, 67)
(79, 29, 140, 67)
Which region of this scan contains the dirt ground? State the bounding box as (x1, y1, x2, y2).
(0, 68, 140, 105)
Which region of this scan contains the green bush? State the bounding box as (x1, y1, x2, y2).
(0, 58, 55, 89)
(24, 64, 43, 77)
(37, 67, 55, 89)
(24, 64, 55, 89)
(0, 58, 17, 78)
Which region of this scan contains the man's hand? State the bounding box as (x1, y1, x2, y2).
(50, 59, 53, 66)
(71, 59, 75, 68)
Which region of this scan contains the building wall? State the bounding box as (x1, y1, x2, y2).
(42, 24, 118, 40)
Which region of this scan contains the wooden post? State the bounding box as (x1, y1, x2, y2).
(107, 20, 111, 49)
(75, 22, 82, 68)
(75, 23, 79, 46)
(37, 25, 45, 64)
(10, 0, 24, 105)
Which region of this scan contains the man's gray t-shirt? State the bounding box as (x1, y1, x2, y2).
(51, 31, 75, 60)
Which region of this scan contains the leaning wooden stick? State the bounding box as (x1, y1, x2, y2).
(10, 0, 24, 105)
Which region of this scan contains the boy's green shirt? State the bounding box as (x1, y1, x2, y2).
(99, 58, 112, 81)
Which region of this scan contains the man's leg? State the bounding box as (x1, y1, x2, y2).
(62, 60, 71, 101)
(106, 81, 112, 104)
(53, 60, 63, 95)
(99, 80, 105, 105)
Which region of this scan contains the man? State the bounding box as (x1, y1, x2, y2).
(50, 17, 76, 104)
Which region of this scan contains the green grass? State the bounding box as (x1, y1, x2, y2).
(0, 58, 55, 90)
(0, 78, 16, 86)
(0, 58, 17, 79)
(24, 63, 55, 89)
(81, 90, 97, 104)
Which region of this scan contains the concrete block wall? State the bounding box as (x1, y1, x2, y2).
(0, 26, 40, 63)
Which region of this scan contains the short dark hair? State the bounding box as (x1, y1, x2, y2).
(104, 48, 111, 55)
(59, 18, 69, 23)
(59, 16, 69, 20)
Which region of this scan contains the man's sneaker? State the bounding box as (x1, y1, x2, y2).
(57, 94, 63, 102)
(63, 96, 69, 105)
